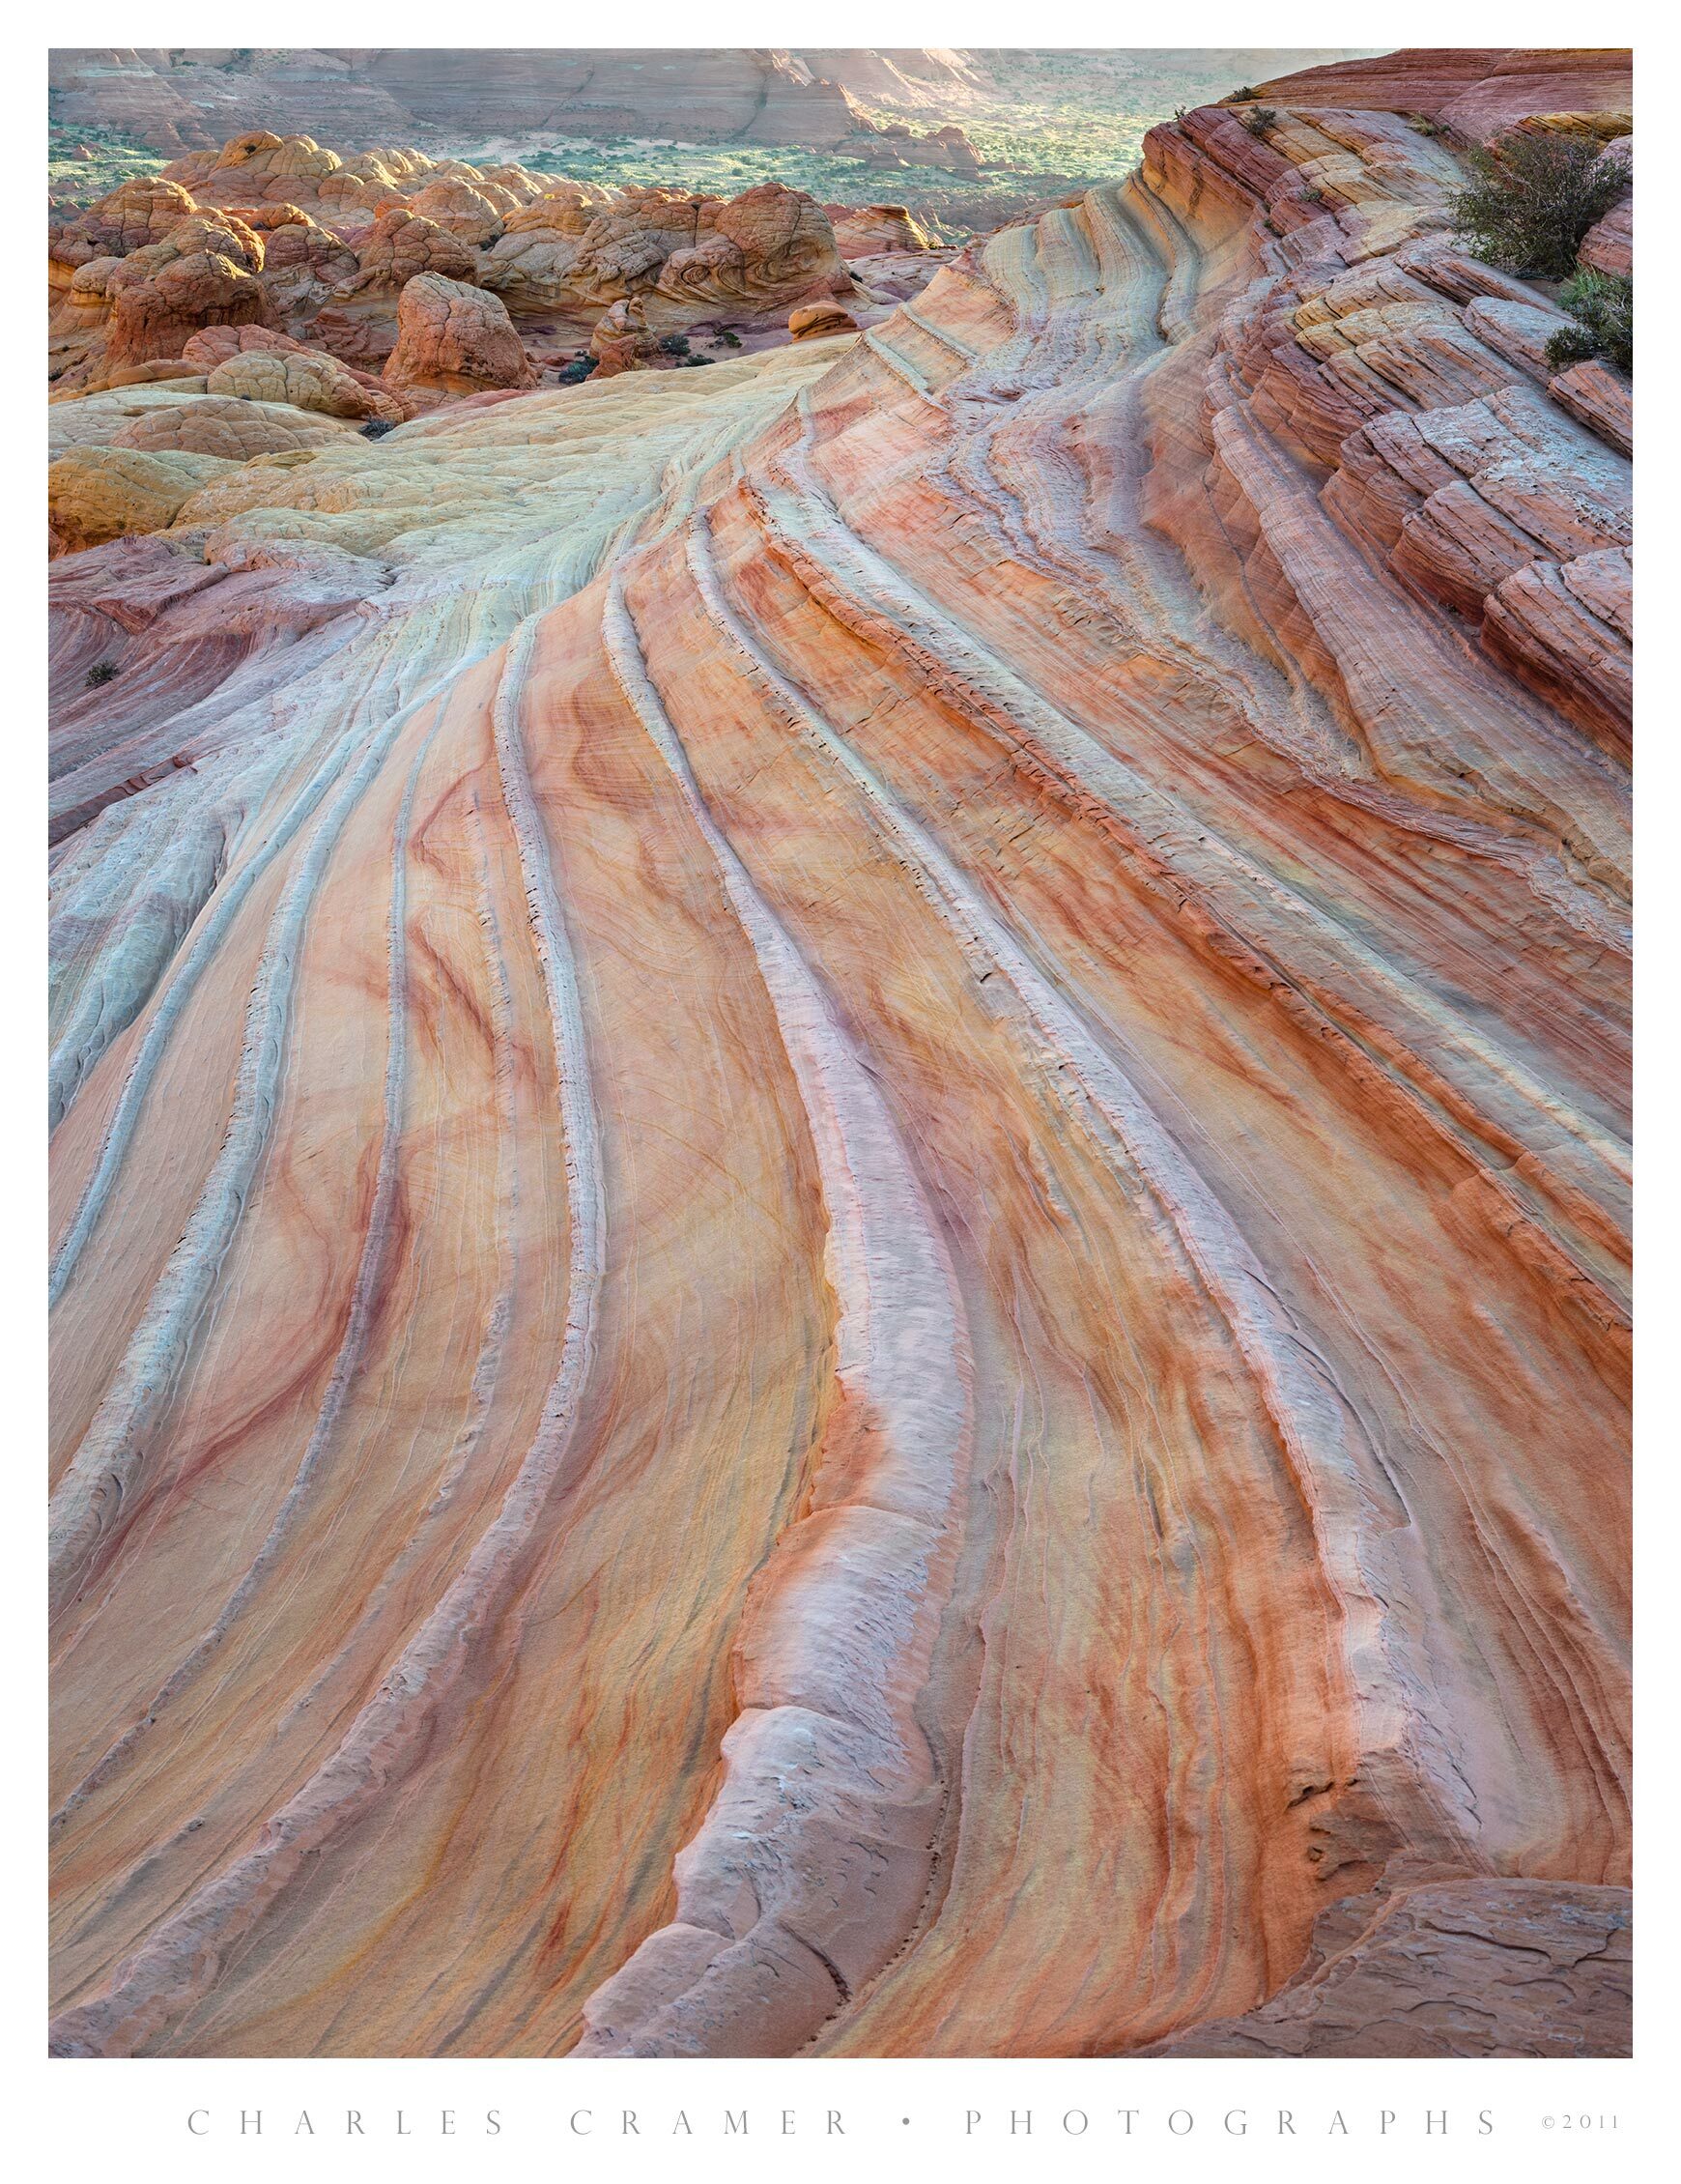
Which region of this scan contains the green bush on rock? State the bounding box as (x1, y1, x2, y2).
(1449, 129, 1631, 279)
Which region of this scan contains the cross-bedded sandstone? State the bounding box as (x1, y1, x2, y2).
(46, 49, 1631, 2062)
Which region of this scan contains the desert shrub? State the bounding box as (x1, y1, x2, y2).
(717, 329, 744, 349)
(1299, 182, 1327, 206)
(1543, 322, 1599, 369)
(360, 417, 395, 440)
(1448, 129, 1631, 278)
(85, 661, 118, 688)
(1231, 88, 1259, 103)
(657, 332, 691, 357)
(1409, 113, 1445, 137)
(554, 356, 596, 386)
(1545, 268, 1634, 376)
(1243, 107, 1279, 137)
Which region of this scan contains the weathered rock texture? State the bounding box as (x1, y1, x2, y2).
(48, 50, 1630, 2061)
(51, 133, 876, 396)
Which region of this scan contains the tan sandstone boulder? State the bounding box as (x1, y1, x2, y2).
(788, 301, 860, 341)
(586, 296, 657, 378)
(48, 444, 240, 555)
(382, 273, 537, 398)
(343, 205, 479, 293)
(100, 225, 280, 375)
(206, 347, 404, 423)
(110, 395, 352, 460)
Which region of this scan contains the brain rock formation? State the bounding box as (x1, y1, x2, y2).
(47, 49, 1630, 2061)
(49, 131, 919, 400)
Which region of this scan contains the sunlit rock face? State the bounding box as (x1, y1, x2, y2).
(49, 133, 875, 400)
(48, 48, 1630, 2061)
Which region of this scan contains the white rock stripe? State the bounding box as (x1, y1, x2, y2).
(49, 638, 449, 1301)
(53, 700, 446, 1822)
(680, 501, 1474, 1859)
(47, 663, 465, 1615)
(48, 614, 607, 2058)
(574, 569, 973, 2056)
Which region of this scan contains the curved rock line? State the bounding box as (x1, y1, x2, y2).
(871, 186, 1631, 968)
(49, 745, 276, 1133)
(573, 568, 974, 2056)
(678, 503, 1471, 1858)
(49, 629, 447, 1285)
(925, 181, 1630, 968)
(47, 656, 470, 1614)
(243, 790, 526, 1776)
(48, 612, 607, 2057)
(750, 398, 1629, 1301)
(54, 695, 448, 1822)
(1202, 350, 1629, 896)
(729, 410, 1629, 1834)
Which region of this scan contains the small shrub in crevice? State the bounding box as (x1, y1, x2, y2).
(657, 332, 691, 357)
(85, 661, 119, 688)
(554, 356, 597, 386)
(1231, 87, 1260, 103)
(1447, 129, 1631, 279)
(1242, 107, 1280, 137)
(1545, 268, 1633, 377)
(1409, 113, 1445, 137)
(360, 417, 396, 439)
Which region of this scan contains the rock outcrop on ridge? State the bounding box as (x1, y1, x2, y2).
(47, 48, 1631, 2060)
(49, 132, 919, 399)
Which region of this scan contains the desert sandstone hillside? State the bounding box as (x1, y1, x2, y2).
(48, 49, 1631, 2058)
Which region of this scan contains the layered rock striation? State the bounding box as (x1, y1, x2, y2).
(48, 49, 1631, 2060)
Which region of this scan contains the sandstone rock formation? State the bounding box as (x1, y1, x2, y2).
(48, 444, 238, 555)
(206, 347, 404, 422)
(51, 135, 869, 398)
(1580, 137, 1633, 277)
(788, 301, 860, 341)
(479, 181, 852, 330)
(828, 202, 942, 259)
(335, 203, 479, 291)
(109, 394, 353, 460)
(1147, 1873, 1631, 2056)
(47, 50, 1631, 2063)
(586, 297, 656, 378)
(1250, 47, 1634, 139)
(381, 273, 536, 399)
(851, 120, 983, 176)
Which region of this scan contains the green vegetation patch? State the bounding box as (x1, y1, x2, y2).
(1448, 128, 1631, 281)
(1546, 268, 1633, 377)
(48, 119, 164, 207)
